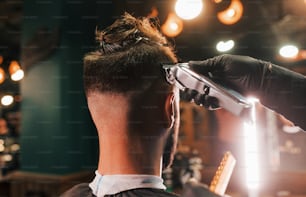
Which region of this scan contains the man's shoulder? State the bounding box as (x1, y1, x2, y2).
(60, 183, 95, 197)
(60, 184, 180, 197)
(115, 188, 180, 197)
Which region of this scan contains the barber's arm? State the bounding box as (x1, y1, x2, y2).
(188, 54, 306, 131)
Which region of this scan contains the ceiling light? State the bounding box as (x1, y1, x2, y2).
(11, 69, 24, 81)
(175, 0, 203, 20)
(0, 68, 5, 84)
(9, 60, 24, 81)
(217, 0, 243, 25)
(216, 40, 235, 52)
(1, 95, 14, 106)
(161, 12, 183, 37)
(279, 45, 299, 58)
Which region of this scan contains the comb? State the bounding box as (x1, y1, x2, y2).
(209, 151, 236, 196)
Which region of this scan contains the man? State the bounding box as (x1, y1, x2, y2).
(188, 54, 306, 131)
(61, 13, 220, 197)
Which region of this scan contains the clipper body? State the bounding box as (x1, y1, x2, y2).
(163, 63, 251, 118)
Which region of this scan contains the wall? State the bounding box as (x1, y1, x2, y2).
(19, 0, 108, 174)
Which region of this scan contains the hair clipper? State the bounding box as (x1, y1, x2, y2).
(163, 63, 252, 119)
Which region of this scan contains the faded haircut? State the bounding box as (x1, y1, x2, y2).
(83, 13, 177, 95)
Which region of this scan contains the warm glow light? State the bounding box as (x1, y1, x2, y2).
(217, 0, 243, 25)
(276, 49, 306, 62)
(1, 95, 14, 106)
(243, 98, 260, 190)
(175, 0, 203, 20)
(11, 144, 20, 152)
(9, 61, 20, 75)
(279, 45, 299, 58)
(216, 40, 235, 52)
(0, 67, 5, 84)
(170, 22, 179, 31)
(2, 154, 13, 162)
(161, 13, 183, 37)
(0, 139, 4, 152)
(0, 56, 3, 65)
(11, 69, 24, 81)
(226, 9, 236, 18)
(147, 6, 159, 18)
(9, 60, 24, 81)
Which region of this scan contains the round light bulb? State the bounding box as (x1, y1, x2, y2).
(279, 45, 299, 58)
(175, 0, 203, 20)
(216, 40, 235, 52)
(1, 95, 14, 106)
(11, 69, 24, 81)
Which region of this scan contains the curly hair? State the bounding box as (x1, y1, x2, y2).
(83, 13, 177, 95)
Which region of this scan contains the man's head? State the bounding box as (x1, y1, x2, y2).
(84, 13, 179, 169)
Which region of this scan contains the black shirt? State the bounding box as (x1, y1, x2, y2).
(60, 183, 180, 197)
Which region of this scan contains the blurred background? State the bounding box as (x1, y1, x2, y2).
(0, 0, 306, 196)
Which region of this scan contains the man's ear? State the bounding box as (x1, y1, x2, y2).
(164, 93, 175, 129)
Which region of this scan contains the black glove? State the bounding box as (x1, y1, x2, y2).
(188, 54, 306, 131)
(181, 89, 219, 110)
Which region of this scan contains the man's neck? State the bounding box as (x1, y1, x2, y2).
(97, 134, 163, 176)
(87, 93, 164, 177)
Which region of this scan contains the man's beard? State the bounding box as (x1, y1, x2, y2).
(162, 117, 179, 169)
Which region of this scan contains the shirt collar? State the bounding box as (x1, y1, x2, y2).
(89, 171, 167, 196)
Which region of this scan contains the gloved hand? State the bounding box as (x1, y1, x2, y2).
(188, 54, 272, 96)
(188, 54, 306, 131)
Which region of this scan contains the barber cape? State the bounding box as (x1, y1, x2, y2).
(61, 171, 221, 197)
(60, 171, 179, 197)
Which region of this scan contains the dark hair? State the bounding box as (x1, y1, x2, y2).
(83, 13, 177, 95)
